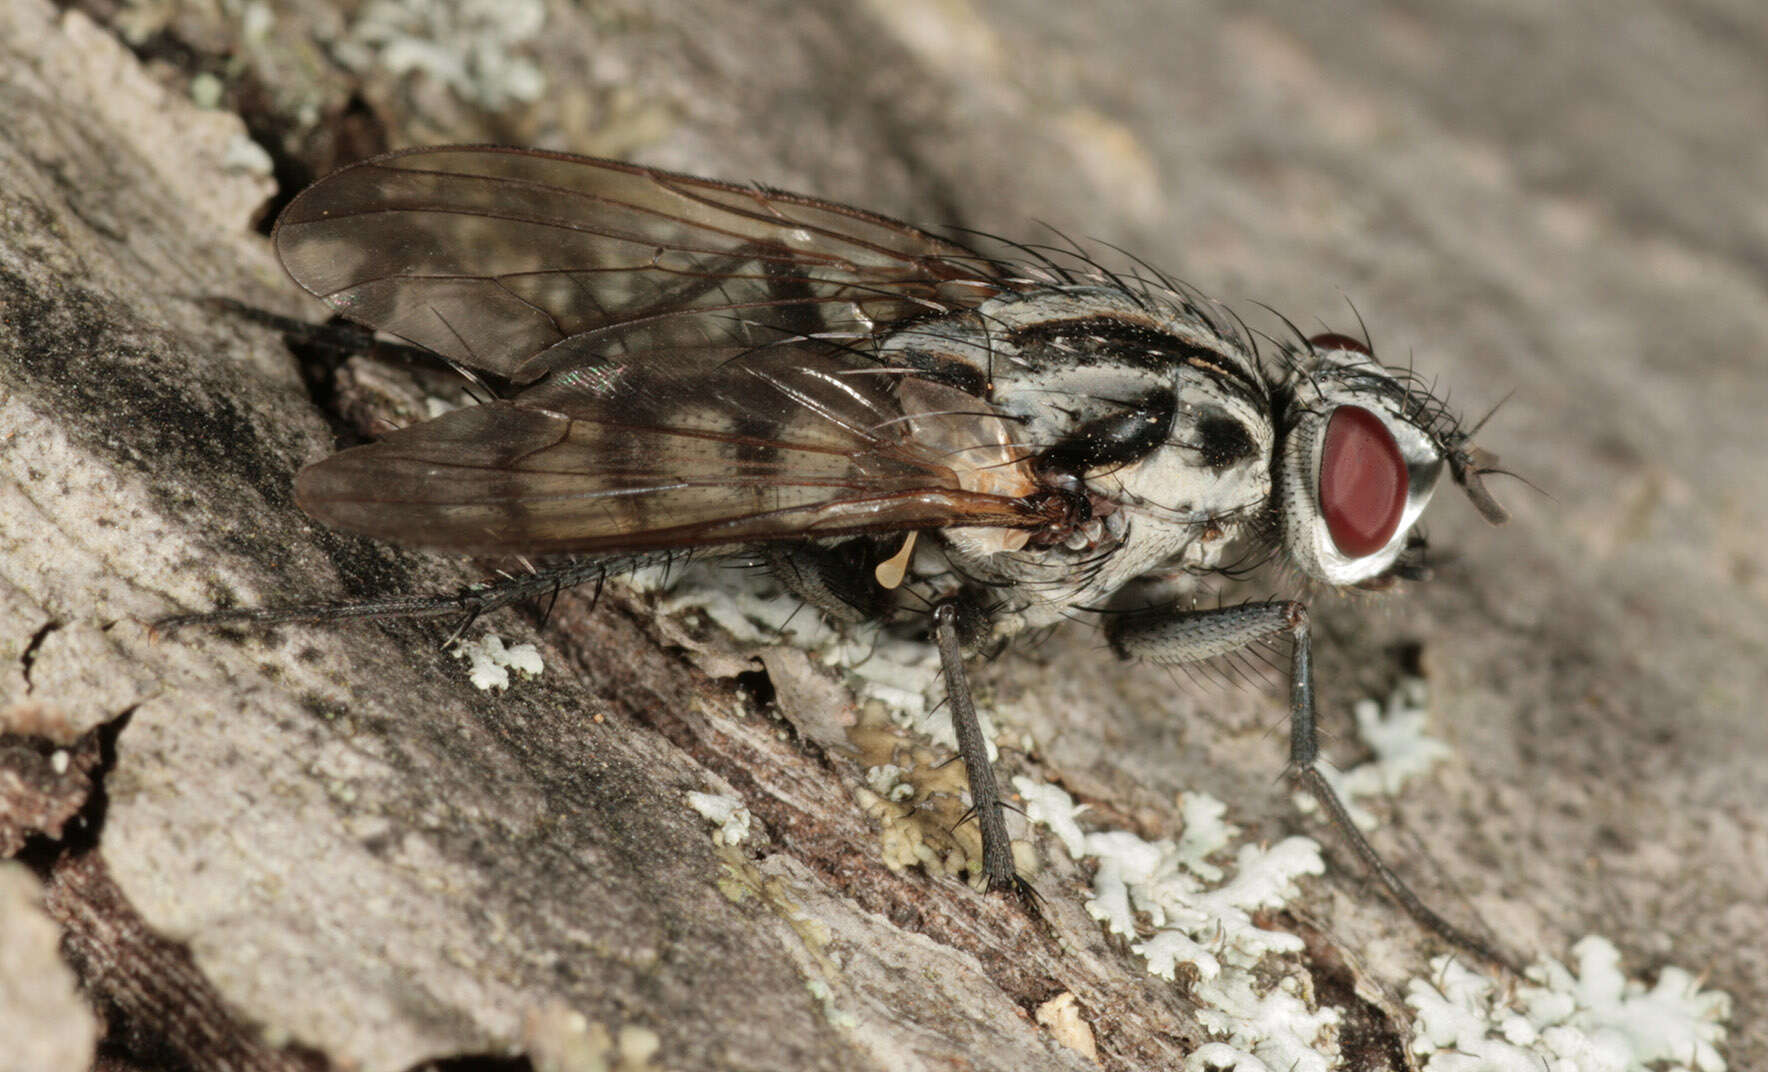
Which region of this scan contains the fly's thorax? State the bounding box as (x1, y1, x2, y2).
(878, 284, 1278, 624)
(1275, 338, 1447, 586)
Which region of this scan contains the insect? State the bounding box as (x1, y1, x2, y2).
(164, 146, 1513, 966)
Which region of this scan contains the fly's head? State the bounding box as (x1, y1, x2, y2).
(1274, 333, 1509, 590)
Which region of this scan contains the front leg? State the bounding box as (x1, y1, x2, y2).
(1106, 600, 1516, 970)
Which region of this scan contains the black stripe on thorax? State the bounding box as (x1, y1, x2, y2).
(1004, 316, 1266, 401)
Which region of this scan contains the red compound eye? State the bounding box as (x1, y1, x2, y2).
(1319, 405, 1408, 558)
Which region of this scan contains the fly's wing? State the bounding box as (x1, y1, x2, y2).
(272, 146, 1010, 382)
(293, 342, 1046, 556)
(279, 147, 1051, 556)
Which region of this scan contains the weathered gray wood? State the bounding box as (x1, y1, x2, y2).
(3, 0, 1762, 1069)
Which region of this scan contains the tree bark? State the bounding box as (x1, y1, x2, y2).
(3, 1, 1763, 1070)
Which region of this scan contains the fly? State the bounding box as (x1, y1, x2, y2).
(161, 146, 1515, 968)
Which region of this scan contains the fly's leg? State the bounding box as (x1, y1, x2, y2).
(762, 542, 891, 625)
(931, 600, 1021, 893)
(199, 298, 448, 367)
(766, 547, 1025, 895)
(1106, 600, 1516, 971)
(154, 556, 647, 638)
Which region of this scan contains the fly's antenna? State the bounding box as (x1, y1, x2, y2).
(1443, 390, 1548, 525)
